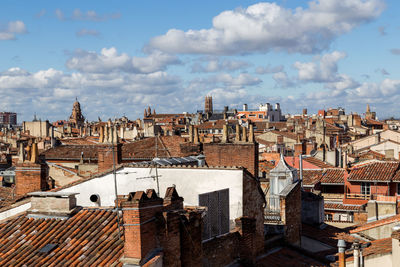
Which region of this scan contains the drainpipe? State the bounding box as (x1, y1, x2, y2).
(338, 239, 346, 267)
(299, 154, 303, 188)
(353, 239, 360, 267)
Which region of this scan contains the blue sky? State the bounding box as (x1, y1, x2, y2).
(0, 0, 399, 122)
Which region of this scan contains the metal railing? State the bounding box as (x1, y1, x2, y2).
(264, 196, 281, 222)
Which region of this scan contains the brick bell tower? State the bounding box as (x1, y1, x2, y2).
(69, 97, 85, 128)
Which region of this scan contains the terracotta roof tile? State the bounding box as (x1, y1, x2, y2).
(257, 247, 325, 266)
(0, 208, 123, 266)
(42, 136, 197, 161)
(324, 202, 364, 211)
(301, 170, 323, 186)
(343, 238, 392, 263)
(302, 223, 357, 248)
(350, 214, 400, 234)
(320, 169, 346, 184)
(348, 161, 400, 182)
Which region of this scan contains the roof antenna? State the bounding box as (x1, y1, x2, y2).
(112, 127, 122, 240)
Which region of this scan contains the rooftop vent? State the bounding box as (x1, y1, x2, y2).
(28, 192, 80, 219)
(39, 243, 58, 254)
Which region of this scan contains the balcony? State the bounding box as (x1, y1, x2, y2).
(264, 195, 281, 223)
(346, 193, 371, 200)
(321, 193, 344, 201)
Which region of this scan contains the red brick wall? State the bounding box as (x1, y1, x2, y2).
(180, 211, 203, 267)
(203, 143, 259, 177)
(122, 196, 163, 261)
(242, 171, 265, 255)
(15, 162, 48, 196)
(202, 231, 240, 266)
(280, 182, 302, 245)
(97, 144, 121, 173)
(157, 211, 181, 267)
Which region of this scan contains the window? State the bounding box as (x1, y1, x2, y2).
(361, 182, 370, 195)
(258, 114, 263, 118)
(248, 114, 256, 117)
(199, 189, 229, 240)
(397, 183, 400, 194)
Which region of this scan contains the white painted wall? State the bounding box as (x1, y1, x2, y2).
(59, 167, 244, 224)
(0, 202, 31, 221)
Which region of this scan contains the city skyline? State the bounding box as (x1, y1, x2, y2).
(1, 0, 399, 121)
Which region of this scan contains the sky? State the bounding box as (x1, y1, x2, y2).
(1, 0, 400, 122)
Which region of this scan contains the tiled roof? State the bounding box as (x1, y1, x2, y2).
(304, 157, 334, 169)
(320, 168, 346, 184)
(324, 202, 364, 211)
(42, 136, 195, 161)
(364, 118, 384, 126)
(0, 208, 123, 266)
(345, 238, 392, 263)
(61, 136, 99, 145)
(301, 170, 323, 186)
(350, 214, 400, 234)
(356, 150, 386, 160)
(348, 161, 400, 182)
(256, 247, 325, 266)
(392, 168, 400, 182)
(196, 120, 237, 130)
(302, 223, 357, 248)
(259, 160, 276, 174)
(270, 130, 298, 140)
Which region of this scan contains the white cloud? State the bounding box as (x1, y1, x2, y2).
(56, 8, 121, 22)
(147, 0, 384, 55)
(66, 47, 180, 74)
(273, 71, 295, 88)
(255, 64, 284, 74)
(0, 21, 27, 40)
(294, 51, 347, 82)
(191, 57, 250, 73)
(0, 66, 182, 121)
(76, 29, 100, 37)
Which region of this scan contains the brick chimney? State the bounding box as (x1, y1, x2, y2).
(120, 190, 164, 265)
(222, 124, 228, 143)
(248, 123, 254, 143)
(235, 124, 241, 142)
(242, 126, 247, 142)
(203, 142, 259, 177)
(15, 161, 48, 196)
(163, 186, 183, 211)
(97, 143, 122, 173)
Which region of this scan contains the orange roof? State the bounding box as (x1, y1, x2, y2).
(0, 208, 123, 266)
(348, 161, 400, 182)
(350, 214, 400, 234)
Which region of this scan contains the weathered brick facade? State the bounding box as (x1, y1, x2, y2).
(121, 190, 164, 264)
(280, 182, 302, 245)
(97, 144, 122, 173)
(203, 142, 259, 177)
(121, 187, 203, 267)
(242, 171, 265, 255)
(15, 162, 48, 196)
(202, 231, 240, 266)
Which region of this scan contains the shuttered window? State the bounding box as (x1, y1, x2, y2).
(199, 189, 229, 240)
